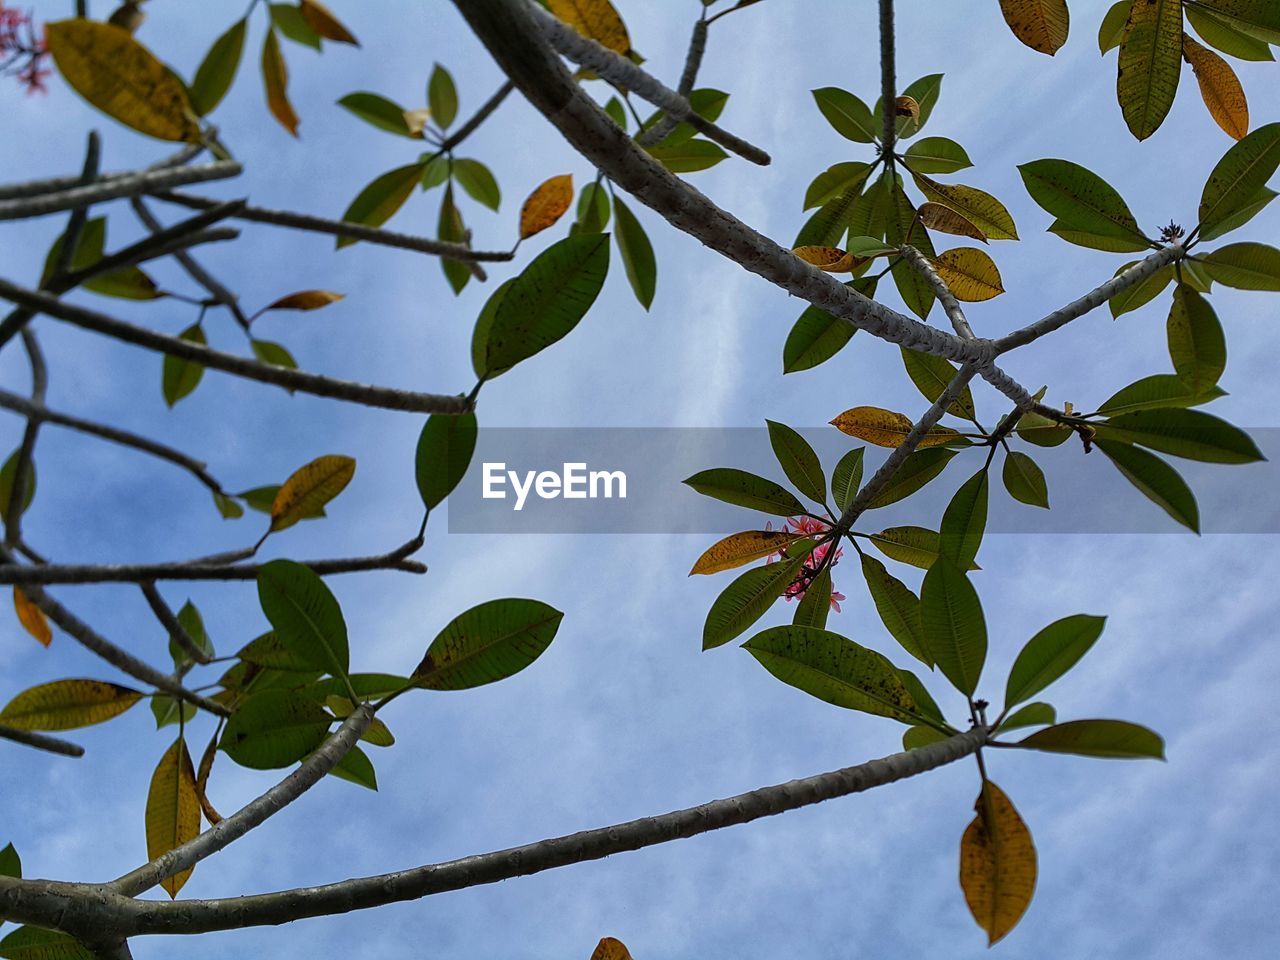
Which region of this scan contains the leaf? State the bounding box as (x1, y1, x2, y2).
(547, 0, 631, 53)
(1108, 262, 1174, 317)
(416, 412, 477, 510)
(190, 18, 246, 116)
(220, 689, 332, 769)
(45, 19, 199, 141)
(236, 631, 313, 671)
(13, 587, 51, 647)
(0, 842, 19, 879)
(261, 28, 299, 136)
(170, 599, 213, 668)
(0, 679, 141, 731)
(413, 598, 563, 689)
(861, 555, 929, 665)
(999, 0, 1070, 55)
(1116, 0, 1183, 140)
(999, 702, 1056, 732)
(918, 202, 987, 242)
(453, 158, 501, 211)
(475, 233, 610, 377)
(612, 196, 656, 309)
(1198, 123, 1280, 234)
(782, 278, 874, 373)
(1017, 158, 1146, 242)
(0, 927, 95, 959)
(337, 163, 424, 248)
(866, 448, 960, 509)
(520, 174, 574, 239)
(682, 467, 806, 516)
(796, 182, 866, 247)
(323, 696, 394, 747)
(270, 455, 355, 532)
(960, 780, 1038, 946)
(337, 92, 417, 137)
(830, 447, 865, 514)
(438, 185, 471, 295)
(811, 87, 878, 143)
(299, 0, 359, 45)
(920, 560, 986, 695)
(1094, 408, 1264, 463)
(1018, 719, 1166, 759)
(270, 3, 321, 49)
(911, 172, 1019, 240)
(1167, 284, 1226, 394)
(792, 245, 861, 273)
(1046, 219, 1151, 253)
(903, 725, 948, 750)
(1196, 0, 1280, 43)
(1201, 241, 1280, 290)
(903, 137, 973, 174)
(939, 469, 988, 570)
(702, 555, 806, 650)
(162, 324, 205, 407)
(743, 625, 921, 722)
(1186, 4, 1275, 60)
(250, 339, 297, 370)
(145, 738, 201, 898)
(1199, 185, 1276, 241)
(427, 63, 458, 128)
(1096, 373, 1225, 416)
(1098, 0, 1129, 53)
(933, 248, 1005, 302)
(0, 450, 36, 520)
(1002, 451, 1049, 509)
(1004, 614, 1106, 708)
(151, 695, 196, 730)
(646, 138, 729, 174)
(421, 154, 450, 190)
(883, 178, 936, 319)
(590, 938, 634, 960)
(573, 182, 611, 234)
(325, 743, 378, 790)
(804, 162, 872, 210)
(869, 525, 979, 571)
(766, 420, 826, 503)
(690, 530, 802, 576)
(830, 406, 962, 449)
(257, 559, 350, 678)
(1183, 34, 1249, 140)
(43, 217, 160, 301)
(793, 567, 833, 630)
(1095, 438, 1200, 531)
(878, 74, 944, 139)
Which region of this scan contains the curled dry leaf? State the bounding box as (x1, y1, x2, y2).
(262, 28, 300, 136)
(300, 0, 359, 46)
(13, 586, 52, 647)
(894, 95, 921, 121)
(590, 937, 634, 960)
(792, 245, 863, 272)
(689, 530, 803, 576)
(519, 174, 575, 239)
(270, 454, 356, 532)
(831, 406, 962, 449)
(264, 290, 346, 312)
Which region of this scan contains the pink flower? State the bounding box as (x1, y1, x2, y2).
(768, 516, 845, 612)
(0, 4, 49, 95)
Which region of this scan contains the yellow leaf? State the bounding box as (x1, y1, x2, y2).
(520, 174, 574, 239)
(918, 202, 988, 242)
(45, 19, 199, 142)
(145, 738, 201, 899)
(590, 937, 634, 960)
(264, 290, 345, 311)
(300, 0, 359, 46)
(1182, 34, 1249, 140)
(13, 586, 51, 647)
(893, 95, 920, 121)
(960, 780, 1037, 946)
(0, 678, 141, 731)
(270, 454, 356, 532)
(830, 406, 961, 449)
(547, 0, 632, 54)
(932, 248, 1005, 302)
(689, 530, 802, 576)
(912, 172, 1019, 240)
(998, 0, 1070, 55)
(262, 28, 299, 137)
(792, 245, 863, 272)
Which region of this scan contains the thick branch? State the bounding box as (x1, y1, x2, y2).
(0, 162, 241, 221)
(0, 723, 85, 758)
(0, 280, 472, 415)
(898, 244, 973, 338)
(635, 16, 708, 146)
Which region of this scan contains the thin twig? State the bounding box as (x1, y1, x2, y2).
(0, 723, 85, 758)
(439, 80, 515, 152)
(879, 0, 897, 165)
(635, 16, 708, 146)
(0, 162, 241, 221)
(139, 582, 210, 665)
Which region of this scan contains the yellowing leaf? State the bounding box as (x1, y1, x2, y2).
(264, 290, 345, 311)
(918, 202, 988, 242)
(45, 19, 199, 142)
(590, 938, 634, 960)
(300, 0, 359, 46)
(830, 406, 961, 449)
(145, 738, 201, 898)
(1183, 34, 1249, 140)
(689, 530, 803, 576)
(960, 780, 1037, 946)
(1117, 0, 1183, 140)
(932, 248, 1005, 301)
(270, 455, 356, 532)
(547, 0, 632, 54)
(911, 173, 1019, 240)
(520, 174, 574, 239)
(13, 587, 51, 647)
(999, 0, 1070, 55)
(0, 678, 142, 731)
(792, 245, 861, 272)
(262, 28, 299, 136)
(894, 95, 921, 121)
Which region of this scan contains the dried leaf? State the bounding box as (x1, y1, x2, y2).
(519, 174, 575, 239)
(300, 0, 359, 45)
(13, 586, 51, 647)
(894, 95, 921, 121)
(270, 455, 356, 532)
(689, 530, 803, 575)
(590, 937, 634, 960)
(792, 245, 862, 272)
(1183, 34, 1249, 140)
(919, 202, 988, 241)
(263, 290, 345, 312)
(262, 28, 299, 136)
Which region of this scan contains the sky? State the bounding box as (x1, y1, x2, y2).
(2, 0, 1279, 957)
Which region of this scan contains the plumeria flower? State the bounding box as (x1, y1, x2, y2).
(766, 515, 845, 612)
(0, 4, 49, 95)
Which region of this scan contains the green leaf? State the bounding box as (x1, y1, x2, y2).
(416, 412, 477, 510)
(1017, 159, 1146, 243)
(305, 673, 408, 702)
(190, 18, 246, 116)
(336, 92, 416, 137)
(236, 631, 313, 671)
(0, 449, 35, 519)
(453, 158, 501, 211)
(1046, 219, 1151, 253)
(250, 339, 297, 370)
(1198, 123, 1280, 234)
(646, 138, 728, 173)
(782, 278, 874, 373)
(998, 702, 1056, 732)
(792, 567, 832, 630)
(0, 842, 19, 879)
(1116, 0, 1183, 140)
(640, 88, 729, 148)
(1108, 262, 1174, 318)
(911, 172, 1018, 240)
(903, 724, 948, 750)
(337, 163, 425, 248)
(1017, 719, 1165, 759)
(256, 559, 350, 679)
(169, 600, 213, 668)
(939, 469, 988, 570)
(1004, 614, 1106, 708)
(877, 74, 944, 139)
(830, 447, 865, 514)
(1098, 0, 1129, 53)
(868, 525, 978, 571)
(213, 491, 244, 519)
(1201, 242, 1280, 290)
(861, 555, 929, 666)
(474, 233, 610, 378)
(0, 926, 94, 960)
(867, 447, 959, 509)
(702, 554, 806, 650)
(743, 625, 922, 723)
(1167, 284, 1226, 394)
(1197, 0, 1280, 41)
(612, 196, 656, 309)
(438, 185, 470, 295)
(811, 87, 878, 142)
(903, 137, 973, 175)
(795, 183, 865, 247)
(1095, 438, 1200, 532)
(884, 178, 936, 320)
(162, 324, 205, 407)
(420, 154, 450, 190)
(469, 278, 514, 379)
(220, 689, 331, 769)
(0, 679, 141, 731)
(766, 420, 826, 504)
(900, 347, 977, 421)
(898, 668, 945, 723)
(573, 182, 611, 234)
(269, 3, 321, 48)
(1186, 4, 1275, 61)
(1002, 451, 1049, 509)
(1199, 186, 1276, 242)
(683, 468, 806, 516)
(603, 95, 627, 130)
(150, 695, 196, 729)
(920, 560, 987, 696)
(1094, 408, 1264, 463)
(804, 161, 872, 210)
(42, 218, 160, 301)
(428, 63, 458, 128)
(1096, 373, 1226, 415)
(412, 598, 563, 689)
(327, 743, 378, 790)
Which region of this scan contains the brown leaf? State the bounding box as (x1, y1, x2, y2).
(519, 174, 574, 239)
(547, 0, 631, 54)
(960, 780, 1037, 946)
(270, 454, 356, 532)
(830, 406, 961, 449)
(792, 245, 863, 273)
(590, 938, 634, 960)
(13, 586, 52, 647)
(195, 730, 223, 826)
(262, 28, 299, 136)
(1183, 34, 1249, 140)
(894, 95, 921, 121)
(264, 290, 345, 312)
(998, 0, 1070, 56)
(918, 202, 988, 242)
(689, 530, 802, 576)
(300, 0, 359, 45)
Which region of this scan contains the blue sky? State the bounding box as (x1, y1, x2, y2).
(2, 0, 1278, 957)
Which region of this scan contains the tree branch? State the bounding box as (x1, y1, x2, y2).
(138, 582, 211, 666)
(879, 0, 897, 165)
(635, 16, 708, 147)
(0, 162, 241, 221)
(898, 244, 973, 338)
(439, 80, 515, 152)
(0, 723, 85, 758)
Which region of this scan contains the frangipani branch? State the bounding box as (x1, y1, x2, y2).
(634, 15, 707, 147)
(0, 723, 85, 758)
(0, 161, 241, 222)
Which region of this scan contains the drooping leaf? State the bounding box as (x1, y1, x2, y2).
(830, 406, 962, 449)
(145, 737, 201, 898)
(1116, 0, 1183, 140)
(1018, 719, 1166, 759)
(690, 530, 802, 576)
(190, 18, 246, 116)
(162, 324, 206, 408)
(12, 587, 51, 647)
(299, 0, 358, 45)
(1004, 614, 1106, 708)
(1095, 438, 1200, 531)
(612, 196, 657, 309)
(337, 163, 424, 248)
(261, 28, 299, 136)
(337, 92, 417, 137)
(683, 468, 806, 516)
(0, 450, 37, 521)
(1094, 408, 1264, 463)
(438, 185, 471, 295)
(220, 689, 332, 769)
(932, 248, 1005, 302)
(861, 555, 929, 665)
(830, 447, 865, 514)
(960, 780, 1038, 946)
(1198, 122, 1280, 233)
(911, 172, 1019, 240)
(939, 469, 988, 570)
(547, 0, 631, 53)
(1017, 158, 1146, 243)
(1167, 284, 1226, 394)
(416, 412, 477, 510)
(1003, 451, 1050, 509)
(793, 567, 833, 630)
(766, 420, 826, 503)
(1182, 34, 1250, 140)
(811, 87, 878, 143)
(866, 448, 960, 509)
(257, 559, 350, 678)
(1201, 241, 1280, 290)
(702, 554, 806, 651)
(270, 455, 355, 532)
(0, 679, 141, 731)
(920, 559, 987, 695)
(413, 598, 563, 689)
(999, 0, 1070, 55)
(428, 63, 458, 128)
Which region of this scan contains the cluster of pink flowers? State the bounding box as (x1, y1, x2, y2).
(0, 3, 49, 95)
(767, 515, 847, 612)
